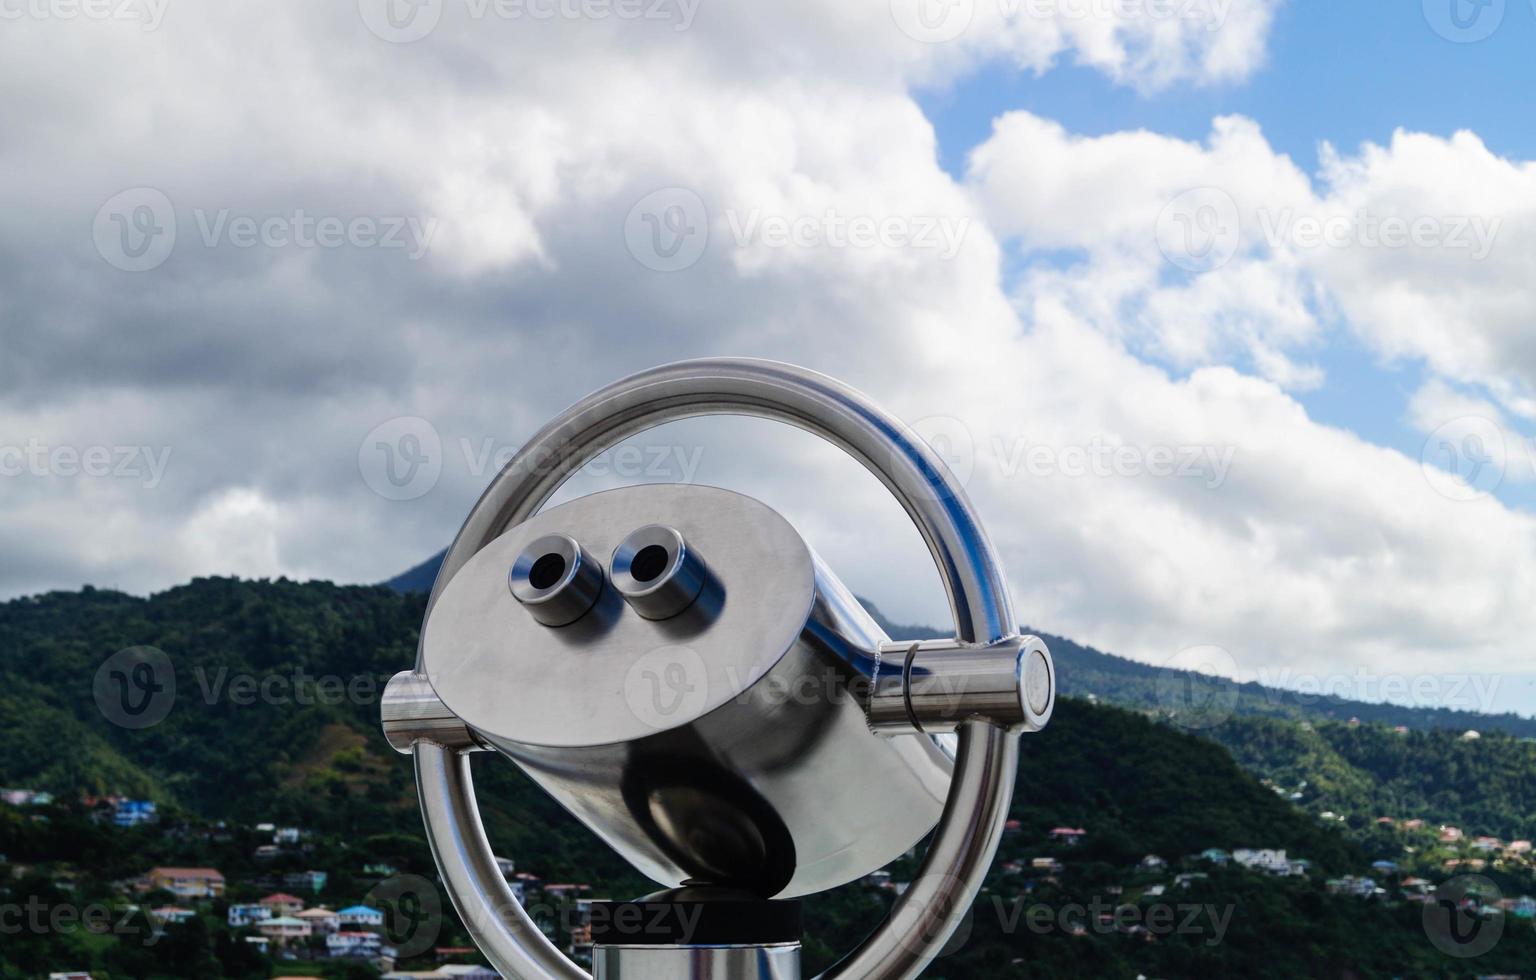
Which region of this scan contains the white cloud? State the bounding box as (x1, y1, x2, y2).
(969, 111, 1536, 417)
(5, 1, 1536, 687)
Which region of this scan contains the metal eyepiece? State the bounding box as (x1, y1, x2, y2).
(610, 524, 709, 620)
(508, 533, 604, 627)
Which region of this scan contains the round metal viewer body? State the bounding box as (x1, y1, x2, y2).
(393, 358, 1051, 980)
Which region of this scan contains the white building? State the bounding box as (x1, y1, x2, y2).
(328, 931, 391, 958)
(1233, 848, 1300, 875)
(150, 907, 196, 925)
(258, 916, 312, 944)
(339, 904, 385, 928)
(298, 907, 342, 935)
(227, 903, 273, 928)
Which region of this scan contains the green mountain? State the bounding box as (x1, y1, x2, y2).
(1210, 714, 1536, 841)
(3, 578, 1534, 978)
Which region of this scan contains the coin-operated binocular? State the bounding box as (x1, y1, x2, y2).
(382, 359, 1054, 980)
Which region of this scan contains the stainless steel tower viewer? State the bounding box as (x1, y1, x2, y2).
(382, 358, 1055, 979)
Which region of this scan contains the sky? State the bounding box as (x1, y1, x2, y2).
(3, 0, 1535, 715)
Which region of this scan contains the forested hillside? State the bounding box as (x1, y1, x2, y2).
(2, 578, 1533, 977)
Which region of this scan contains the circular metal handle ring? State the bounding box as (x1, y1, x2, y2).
(412, 358, 1020, 980)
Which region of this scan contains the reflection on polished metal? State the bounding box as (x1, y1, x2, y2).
(866, 636, 1055, 736)
(593, 944, 801, 980)
(508, 532, 605, 627)
(422, 483, 953, 897)
(610, 524, 712, 620)
(387, 358, 1055, 980)
(381, 671, 483, 755)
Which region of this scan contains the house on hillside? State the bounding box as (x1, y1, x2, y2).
(150, 906, 196, 925)
(114, 800, 157, 828)
(1049, 827, 1086, 845)
(328, 931, 391, 958)
(227, 903, 272, 928)
(297, 907, 341, 935)
(1437, 826, 1463, 843)
(339, 905, 385, 928)
(258, 915, 312, 944)
(1326, 876, 1380, 898)
(1233, 849, 1296, 875)
(285, 870, 328, 892)
(145, 867, 225, 899)
(1139, 855, 1166, 871)
(381, 966, 499, 979)
(258, 892, 305, 916)
(1199, 848, 1231, 866)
